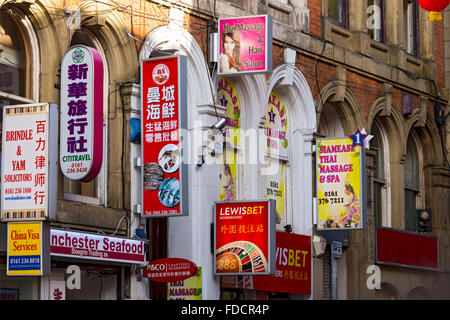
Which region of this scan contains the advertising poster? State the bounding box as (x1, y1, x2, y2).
(217, 77, 241, 147)
(167, 267, 202, 300)
(1, 104, 52, 221)
(214, 200, 276, 276)
(316, 137, 366, 230)
(220, 149, 237, 201)
(7, 221, 48, 276)
(264, 90, 288, 159)
(141, 55, 187, 217)
(60, 45, 104, 182)
(264, 161, 286, 226)
(218, 15, 272, 75)
(221, 232, 311, 295)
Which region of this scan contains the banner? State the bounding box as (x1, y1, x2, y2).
(264, 90, 288, 158)
(214, 200, 276, 276)
(167, 267, 202, 300)
(316, 137, 366, 230)
(218, 15, 272, 75)
(217, 77, 241, 147)
(141, 55, 188, 217)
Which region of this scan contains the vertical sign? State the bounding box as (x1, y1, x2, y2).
(218, 15, 273, 75)
(167, 267, 202, 300)
(7, 221, 50, 276)
(316, 137, 366, 230)
(214, 200, 276, 276)
(141, 55, 188, 217)
(1, 103, 58, 221)
(264, 90, 288, 158)
(60, 45, 104, 182)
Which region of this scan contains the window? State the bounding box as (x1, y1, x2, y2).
(404, 0, 419, 56)
(63, 30, 108, 206)
(368, 0, 385, 42)
(329, 0, 349, 28)
(404, 135, 420, 231)
(371, 121, 389, 226)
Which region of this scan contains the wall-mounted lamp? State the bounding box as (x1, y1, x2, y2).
(417, 208, 432, 232)
(197, 118, 226, 167)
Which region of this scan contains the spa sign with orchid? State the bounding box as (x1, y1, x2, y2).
(316, 137, 366, 230)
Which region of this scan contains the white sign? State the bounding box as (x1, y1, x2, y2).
(50, 280, 66, 300)
(50, 229, 146, 264)
(1, 104, 53, 221)
(60, 45, 104, 182)
(332, 241, 342, 259)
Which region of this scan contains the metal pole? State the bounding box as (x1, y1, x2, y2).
(331, 255, 338, 300)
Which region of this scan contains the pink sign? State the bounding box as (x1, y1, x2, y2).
(60, 45, 104, 182)
(218, 15, 272, 75)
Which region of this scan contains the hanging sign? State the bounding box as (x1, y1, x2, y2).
(218, 15, 273, 76)
(140, 55, 188, 217)
(221, 232, 311, 295)
(214, 200, 276, 276)
(143, 257, 197, 283)
(316, 137, 366, 230)
(7, 221, 50, 276)
(1, 103, 58, 221)
(60, 45, 104, 182)
(217, 77, 241, 147)
(50, 228, 146, 264)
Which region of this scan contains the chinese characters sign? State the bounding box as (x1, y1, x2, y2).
(141, 55, 188, 217)
(60, 45, 104, 182)
(7, 221, 49, 276)
(316, 137, 366, 230)
(221, 232, 311, 295)
(214, 200, 276, 276)
(1, 104, 53, 221)
(168, 267, 202, 300)
(218, 15, 273, 76)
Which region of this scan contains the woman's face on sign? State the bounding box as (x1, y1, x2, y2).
(224, 35, 235, 55)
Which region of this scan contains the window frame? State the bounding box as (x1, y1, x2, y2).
(405, 0, 420, 57)
(404, 134, 423, 232)
(328, 0, 349, 29)
(367, 0, 386, 43)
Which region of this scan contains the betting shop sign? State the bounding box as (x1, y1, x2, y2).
(140, 55, 188, 217)
(214, 200, 276, 276)
(1, 103, 58, 221)
(60, 45, 104, 182)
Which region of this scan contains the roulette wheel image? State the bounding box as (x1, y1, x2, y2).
(216, 241, 268, 274)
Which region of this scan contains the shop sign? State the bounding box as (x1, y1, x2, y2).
(376, 227, 438, 271)
(50, 229, 146, 264)
(7, 221, 50, 276)
(60, 45, 104, 182)
(218, 15, 273, 76)
(264, 90, 288, 158)
(50, 280, 66, 300)
(316, 137, 366, 230)
(168, 267, 202, 300)
(214, 200, 276, 276)
(217, 77, 241, 147)
(140, 55, 188, 217)
(1, 103, 58, 221)
(143, 257, 197, 283)
(221, 232, 311, 295)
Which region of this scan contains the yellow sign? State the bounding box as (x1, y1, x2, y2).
(167, 267, 202, 300)
(316, 138, 365, 230)
(7, 222, 43, 275)
(265, 90, 288, 158)
(217, 77, 241, 147)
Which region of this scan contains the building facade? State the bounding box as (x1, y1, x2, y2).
(0, 0, 448, 300)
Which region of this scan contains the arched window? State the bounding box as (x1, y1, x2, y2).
(404, 135, 420, 231)
(371, 121, 390, 226)
(63, 30, 108, 206)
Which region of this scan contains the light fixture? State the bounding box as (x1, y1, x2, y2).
(210, 118, 227, 132)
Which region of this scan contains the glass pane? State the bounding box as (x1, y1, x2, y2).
(405, 189, 417, 231)
(329, 0, 344, 23)
(263, 157, 287, 227)
(374, 181, 383, 226)
(0, 11, 26, 98)
(405, 136, 419, 189)
(371, 122, 385, 180)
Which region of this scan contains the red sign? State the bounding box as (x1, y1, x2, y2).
(141, 56, 187, 217)
(214, 200, 276, 275)
(221, 232, 311, 295)
(376, 227, 438, 270)
(143, 258, 197, 283)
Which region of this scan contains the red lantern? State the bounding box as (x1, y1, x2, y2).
(418, 0, 450, 21)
